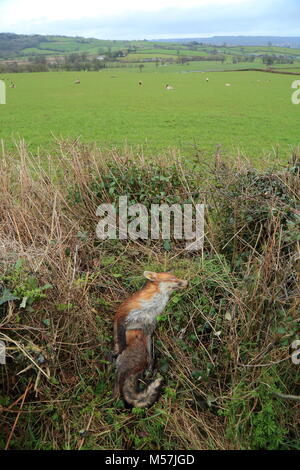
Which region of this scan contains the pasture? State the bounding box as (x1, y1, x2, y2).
(0, 68, 299, 161)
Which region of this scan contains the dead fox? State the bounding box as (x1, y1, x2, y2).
(113, 271, 188, 408)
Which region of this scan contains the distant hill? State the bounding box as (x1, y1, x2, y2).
(157, 36, 300, 48)
(0, 33, 146, 59)
(1, 32, 300, 63)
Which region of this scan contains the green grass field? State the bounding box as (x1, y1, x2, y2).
(107, 60, 266, 71)
(1, 68, 299, 160)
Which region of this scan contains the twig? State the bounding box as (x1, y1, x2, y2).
(5, 382, 33, 450)
(273, 392, 300, 401)
(77, 408, 95, 450)
(0, 332, 50, 379)
(238, 355, 291, 367)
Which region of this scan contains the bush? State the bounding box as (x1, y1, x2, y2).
(0, 141, 299, 450)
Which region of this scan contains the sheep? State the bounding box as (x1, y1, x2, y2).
(138, 81, 143, 86)
(165, 84, 174, 90)
(206, 77, 209, 82)
(225, 83, 231, 87)
(74, 80, 80, 84)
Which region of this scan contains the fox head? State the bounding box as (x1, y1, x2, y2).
(143, 271, 188, 292)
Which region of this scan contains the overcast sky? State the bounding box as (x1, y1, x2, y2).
(0, 0, 299, 39)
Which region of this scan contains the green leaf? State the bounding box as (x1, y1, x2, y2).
(171, 295, 181, 304)
(14, 259, 24, 270)
(76, 231, 89, 241)
(206, 394, 218, 407)
(95, 381, 106, 395)
(277, 327, 286, 335)
(163, 240, 171, 251)
(41, 284, 53, 291)
(0, 288, 20, 306)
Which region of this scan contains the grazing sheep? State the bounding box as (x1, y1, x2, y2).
(165, 84, 174, 90)
(138, 81, 143, 86)
(9, 83, 15, 88)
(74, 80, 80, 84)
(206, 77, 209, 82)
(225, 83, 231, 87)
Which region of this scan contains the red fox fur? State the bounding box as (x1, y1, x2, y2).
(113, 271, 188, 408)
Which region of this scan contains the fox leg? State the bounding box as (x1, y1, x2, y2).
(146, 335, 154, 372)
(113, 321, 126, 357)
(113, 322, 119, 357)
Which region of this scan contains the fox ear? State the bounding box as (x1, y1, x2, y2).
(143, 271, 157, 281)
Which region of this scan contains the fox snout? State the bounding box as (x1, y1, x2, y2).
(171, 278, 188, 291)
(177, 279, 188, 289)
(143, 271, 188, 291)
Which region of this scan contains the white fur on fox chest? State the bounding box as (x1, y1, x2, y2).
(125, 289, 171, 333)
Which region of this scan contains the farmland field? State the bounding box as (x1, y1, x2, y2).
(0, 68, 299, 161)
(1, 36, 300, 451)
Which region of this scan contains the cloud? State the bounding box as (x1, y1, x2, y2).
(0, 0, 299, 39)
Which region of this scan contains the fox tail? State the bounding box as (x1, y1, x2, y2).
(122, 374, 163, 408)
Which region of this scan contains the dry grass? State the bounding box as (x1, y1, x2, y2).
(0, 140, 299, 450)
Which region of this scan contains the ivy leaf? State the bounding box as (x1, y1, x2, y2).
(277, 327, 286, 335)
(163, 240, 171, 251)
(65, 248, 71, 257)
